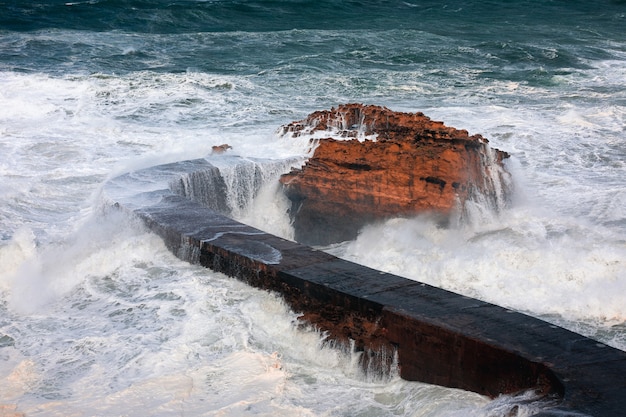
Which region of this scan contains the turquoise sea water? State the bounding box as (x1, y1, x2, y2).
(1, 1, 625, 415)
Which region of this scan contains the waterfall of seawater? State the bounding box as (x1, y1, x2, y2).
(457, 146, 514, 229)
(170, 155, 302, 240)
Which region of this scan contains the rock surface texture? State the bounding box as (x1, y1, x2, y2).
(279, 104, 511, 245)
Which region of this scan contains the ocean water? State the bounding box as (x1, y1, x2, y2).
(1, 1, 625, 415)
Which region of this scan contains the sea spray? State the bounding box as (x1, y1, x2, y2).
(457, 147, 513, 229)
(0, 211, 154, 315)
(0, 218, 506, 416)
(330, 208, 626, 350)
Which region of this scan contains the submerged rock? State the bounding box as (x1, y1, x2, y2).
(279, 104, 511, 245)
(211, 143, 232, 154)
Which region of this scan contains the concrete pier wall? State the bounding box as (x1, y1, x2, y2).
(103, 157, 626, 417)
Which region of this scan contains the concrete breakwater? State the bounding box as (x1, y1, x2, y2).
(103, 156, 626, 417)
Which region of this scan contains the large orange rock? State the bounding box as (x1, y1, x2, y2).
(279, 104, 511, 245)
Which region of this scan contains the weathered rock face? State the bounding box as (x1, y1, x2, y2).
(279, 104, 511, 245)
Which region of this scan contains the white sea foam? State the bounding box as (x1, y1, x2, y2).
(0, 212, 151, 314)
(330, 207, 626, 349)
(0, 214, 510, 416)
(237, 179, 295, 241)
(0, 228, 37, 291)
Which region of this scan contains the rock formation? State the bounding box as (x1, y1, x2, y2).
(211, 143, 232, 154)
(279, 104, 511, 245)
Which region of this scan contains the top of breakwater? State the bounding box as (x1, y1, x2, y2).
(103, 155, 626, 417)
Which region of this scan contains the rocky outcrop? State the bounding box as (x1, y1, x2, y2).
(279, 104, 511, 245)
(211, 144, 232, 154)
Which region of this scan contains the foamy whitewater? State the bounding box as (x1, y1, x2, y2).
(1, 1, 625, 416)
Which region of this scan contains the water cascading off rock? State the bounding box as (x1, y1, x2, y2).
(279, 104, 512, 245)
